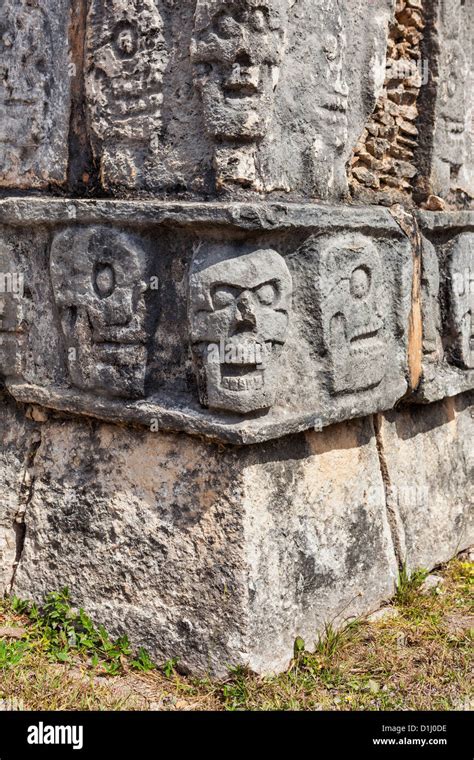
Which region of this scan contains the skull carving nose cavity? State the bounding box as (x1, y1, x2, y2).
(94, 262, 115, 298)
(235, 53, 252, 70)
(235, 293, 257, 330)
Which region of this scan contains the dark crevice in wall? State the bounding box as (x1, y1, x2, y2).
(412, 0, 441, 203)
(8, 429, 43, 594)
(67, 0, 101, 196)
(388, 204, 423, 392)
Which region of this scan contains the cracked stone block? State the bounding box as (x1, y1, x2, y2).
(416, 211, 474, 402)
(0, 0, 72, 189)
(0, 397, 39, 595)
(10, 401, 397, 676)
(85, 0, 394, 198)
(0, 198, 413, 444)
(378, 392, 474, 573)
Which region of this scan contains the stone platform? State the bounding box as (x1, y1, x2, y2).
(0, 0, 473, 677)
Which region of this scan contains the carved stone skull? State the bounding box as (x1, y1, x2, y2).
(447, 232, 474, 370)
(87, 0, 166, 142)
(50, 227, 149, 399)
(188, 245, 292, 413)
(191, 0, 289, 142)
(317, 234, 386, 394)
(432, 0, 472, 195)
(437, 39, 469, 169)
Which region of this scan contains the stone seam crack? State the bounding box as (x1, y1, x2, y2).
(373, 412, 406, 570)
(8, 426, 42, 594)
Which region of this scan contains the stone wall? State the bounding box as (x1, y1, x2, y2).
(0, 0, 472, 676)
(349, 0, 425, 202)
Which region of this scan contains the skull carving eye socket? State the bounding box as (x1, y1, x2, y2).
(211, 284, 241, 310)
(255, 281, 278, 305)
(213, 10, 239, 39)
(113, 22, 138, 58)
(195, 62, 213, 79)
(350, 267, 371, 300)
(93, 263, 115, 299)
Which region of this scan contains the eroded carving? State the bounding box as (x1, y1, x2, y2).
(188, 245, 292, 413)
(447, 232, 474, 370)
(0, 0, 70, 187)
(430, 0, 474, 199)
(317, 234, 386, 394)
(420, 238, 443, 363)
(0, 242, 26, 380)
(191, 0, 290, 189)
(86, 0, 168, 187)
(416, 218, 474, 403)
(0, 200, 414, 443)
(50, 228, 150, 399)
(308, 0, 349, 198)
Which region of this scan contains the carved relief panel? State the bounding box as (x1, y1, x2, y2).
(316, 234, 386, 394)
(86, 0, 168, 189)
(188, 244, 292, 412)
(429, 0, 474, 199)
(446, 232, 474, 371)
(191, 0, 290, 189)
(416, 214, 474, 402)
(81, 0, 394, 199)
(50, 227, 151, 399)
(0, 199, 413, 444)
(0, 0, 71, 188)
(0, 241, 27, 380)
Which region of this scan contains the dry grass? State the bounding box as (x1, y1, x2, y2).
(0, 555, 472, 711)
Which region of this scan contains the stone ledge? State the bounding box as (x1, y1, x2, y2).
(1, 200, 413, 444)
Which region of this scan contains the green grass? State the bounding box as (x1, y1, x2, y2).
(0, 556, 472, 711)
(395, 564, 429, 606)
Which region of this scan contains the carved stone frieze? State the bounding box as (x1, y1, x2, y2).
(416, 211, 474, 401)
(0, 198, 415, 443)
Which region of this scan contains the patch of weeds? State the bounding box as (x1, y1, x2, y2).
(395, 564, 429, 606)
(5, 588, 155, 677)
(221, 666, 252, 711)
(0, 557, 472, 712)
(314, 620, 361, 659)
(0, 639, 28, 669)
(162, 657, 179, 678)
(10, 596, 30, 615)
(131, 648, 156, 673)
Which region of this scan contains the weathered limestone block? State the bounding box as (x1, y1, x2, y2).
(0, 398, 39, 595)
(0, 198, 413, 443)
(378, 393, 474, 572)
(85, 0, 394, 197)
(0, 0, 72, 188)
(416, 211, 474, 401)
(418, 0, 474, 201)
(9, 398, 397, 676)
